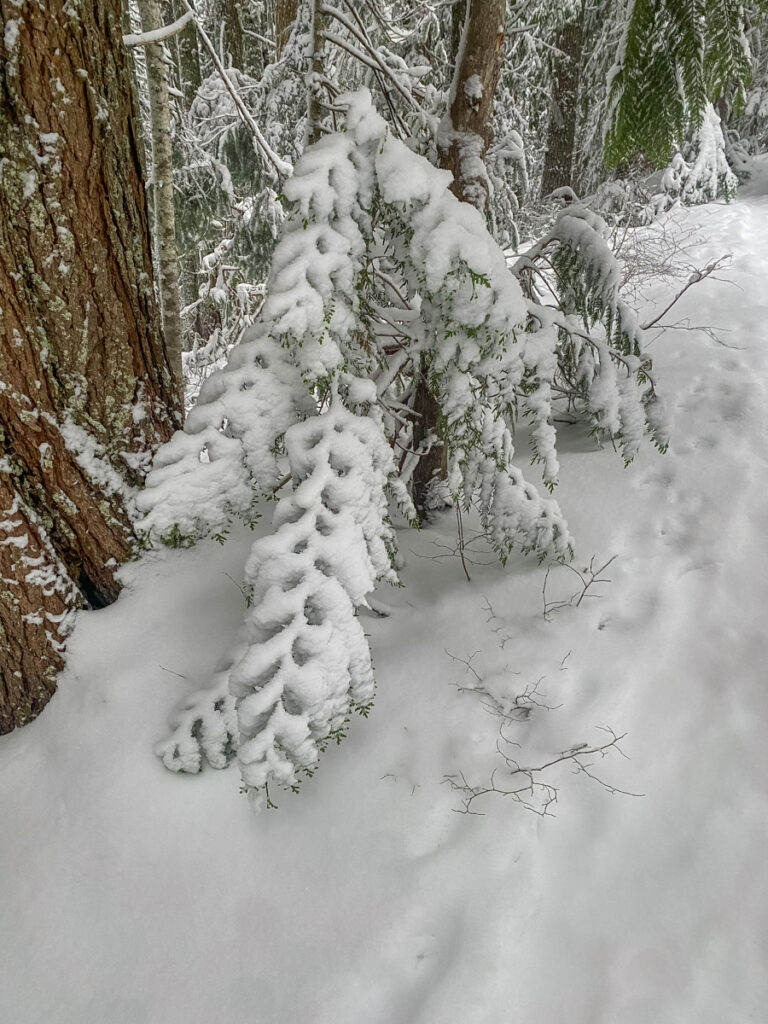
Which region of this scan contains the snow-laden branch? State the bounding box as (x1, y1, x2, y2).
(123, 10, 194, 48)
(320, 4, 418, 111)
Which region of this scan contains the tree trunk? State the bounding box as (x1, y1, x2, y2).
(450, 0, 468, 81)
(306, 0, 328, 146)
(440, 0, 506, 212)
(171, 0, 202, 107)
(0, 0, 181, 732)
(409, 357, 448, 519)
(412, 0, 506, 514)
(540, 8, 584, 197)
(276, 0, 299, 56)
(208, 0, 245, 70)
(138, 0, 184, 398)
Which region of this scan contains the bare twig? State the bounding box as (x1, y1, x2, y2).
(444, 725, 643, 815)
(542, 555, 617, 620)
(640, 256, 731, 330)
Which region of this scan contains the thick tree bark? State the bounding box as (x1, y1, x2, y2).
(540, 8, 584, 197)
(412, 0, 506, 514)
(138, 0, 184, 396)
(0, 0, 181, 732)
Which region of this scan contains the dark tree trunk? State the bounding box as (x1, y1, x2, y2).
(450, 0, 468, 82)
(276, 0, 299, 56)
(208, 0, 245, 70)
(412, 0, 506, 514)
(540, 9, 584, 197)
(0, 0, 181, 732)
(171, 0, 202, 107)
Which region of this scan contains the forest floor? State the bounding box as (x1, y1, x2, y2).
(3, 166, 768, 1024)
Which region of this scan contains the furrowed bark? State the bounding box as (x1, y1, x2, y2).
(0, 0, 181, 732)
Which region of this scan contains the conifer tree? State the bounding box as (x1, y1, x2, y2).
(144, 89, 666, 804)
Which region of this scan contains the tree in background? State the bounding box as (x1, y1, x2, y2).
(0, 0, 181, 732)
(137, 0, 184, 394)
(540, 1, 584, 196)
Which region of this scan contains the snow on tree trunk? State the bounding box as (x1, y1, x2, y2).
(0, 0, 181, 732)
(138, 0, 184, 401)
(413, 0, 506, 513)
(0, 477, 78, 733)
(440, 0, 506, 213)
(541, 7, 584, 197)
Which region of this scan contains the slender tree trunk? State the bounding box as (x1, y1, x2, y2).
(412, 0, 506, 514)
(307, 0, 328, 146)
(540, 7, 584, 197)
(167, 0, 203, 314)
(0, 0, 181, 732)
(440, 0, 506, 212)
(138, 0, 184, 400)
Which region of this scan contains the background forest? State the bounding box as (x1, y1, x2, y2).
(2, 3, 768, 1021)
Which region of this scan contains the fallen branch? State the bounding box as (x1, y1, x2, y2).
(640, 256, 731, 330)
(444, 726, 643, 816)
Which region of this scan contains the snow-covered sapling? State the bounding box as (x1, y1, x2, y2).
(142, 89, 667, 807)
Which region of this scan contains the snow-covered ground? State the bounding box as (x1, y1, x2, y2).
(3, 173, 768, 1023)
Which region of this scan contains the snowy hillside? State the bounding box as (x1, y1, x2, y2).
(2, 177, 768, 1022)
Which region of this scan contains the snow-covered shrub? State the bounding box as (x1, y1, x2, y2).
(513, 201, 667, 464)
(144, 89, 666, 804)
(232, 388, 398, 803)
(653, 104, 738, 209)
(139, 326, 312, 543)
(155, 668, 238, 773)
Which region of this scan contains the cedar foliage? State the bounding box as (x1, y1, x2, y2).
(605, 0, 755, 166)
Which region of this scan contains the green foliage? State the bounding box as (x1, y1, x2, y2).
(605, 0, 756, 167)
(159, 524, 196, 549)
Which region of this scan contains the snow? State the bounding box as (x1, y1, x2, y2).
(3, 18, 19, 52)
(4, 174, 768, 1021)
(463, 74, 483, 103)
